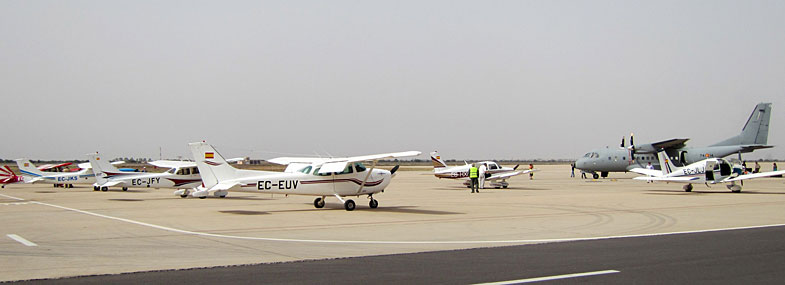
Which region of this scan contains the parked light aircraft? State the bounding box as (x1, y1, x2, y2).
(576, 103, 773, 179)
(430, 151, 532, 189)
(0, 166, 24, 188)
(88, 153, 204, 192)
(181, 142, 420, 211)
(631, 151, 785, 192)
(14, 158, 122, 188)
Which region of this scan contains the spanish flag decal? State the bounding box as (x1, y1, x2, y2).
(205, 152, 214, 159)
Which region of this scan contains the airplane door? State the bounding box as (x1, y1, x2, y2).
(705, 169, 715, 181)
(720, 162, 731, 176)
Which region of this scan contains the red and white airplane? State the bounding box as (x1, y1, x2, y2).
(430, 151, 533, 189)
(0, 166, 24, 188)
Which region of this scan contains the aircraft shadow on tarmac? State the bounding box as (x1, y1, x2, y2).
(218, 210, 270, 215)
(431, 186, 550, 191)
(644, 190, 785, 195)
(234, 205, 465, 215)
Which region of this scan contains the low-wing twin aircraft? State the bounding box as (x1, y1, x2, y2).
(180, 142, 420, 211)
(430, 151, 532, 189)
(630, 151, 785, 192)
(88, 153, 203, 192)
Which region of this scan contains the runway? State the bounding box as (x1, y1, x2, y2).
(20, 225, 785, 284)
(1, 165, 785, 282)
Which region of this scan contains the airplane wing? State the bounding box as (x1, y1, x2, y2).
(723, 170, 785, 182)
(149, 160, 196, 169)
(629, 168, 662, 177)
(38, 162, 72, 171)
(650, 138, 690, 151)
(78, 161, 125, 170)
(486, 171, 522, 181)
(267, 157, 328, 165)
(633, 176, 699, 182)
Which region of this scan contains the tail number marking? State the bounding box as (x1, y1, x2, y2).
(257, 180, 299, 190)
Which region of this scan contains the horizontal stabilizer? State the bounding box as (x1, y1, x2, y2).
(633, 176, 698, 182)
(630, 168, 662, 177)
(209, 181, 243, 191)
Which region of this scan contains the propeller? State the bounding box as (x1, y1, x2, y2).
(629, 133, 636, 160)
(513, 164, 520, 170)
(620, 136, 625, 148)
(390, 165, 400, 175)
(0, 166, 19, 184)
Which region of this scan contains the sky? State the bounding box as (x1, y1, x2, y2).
(1, 0, 783, 161)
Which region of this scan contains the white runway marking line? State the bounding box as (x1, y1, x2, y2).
(7, 234, 38, 247)
(473, 270, 620, 284)
(2, 193, 785, 244)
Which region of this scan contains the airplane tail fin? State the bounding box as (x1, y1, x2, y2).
(712, 103, 771, 146)
(656, 151, 679, 175)
(188, 142, 238, 189)
(430, 151, 448, 169)
(14, 159, 44, 177)
(86, 153, 119, 184)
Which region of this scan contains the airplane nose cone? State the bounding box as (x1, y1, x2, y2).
(575, 159, 585, 169)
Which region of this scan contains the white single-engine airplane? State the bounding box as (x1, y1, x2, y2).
(430, 151, 532, 189)
(15, 158, 122, 188)
(87, 153, 204, 192)
(181, 142, 420, 211)
(630, 151, 785, 193)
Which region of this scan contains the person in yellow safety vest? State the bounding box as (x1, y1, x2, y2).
(469, 164, 480, 193)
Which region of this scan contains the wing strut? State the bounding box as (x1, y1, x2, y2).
(356, 159, 378, 194)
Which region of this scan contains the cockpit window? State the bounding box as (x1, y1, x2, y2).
(489, 163, 498, 170)
(354, 162, 366, 172)
(337, 165, 354, 175)
(299, 166, 312, 174)
(166, 168, 175, 174)
(192, 167, 199, 174)
(312, 167, 331, 176)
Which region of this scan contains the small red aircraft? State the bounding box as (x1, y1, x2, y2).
(0, 166, 24, 188)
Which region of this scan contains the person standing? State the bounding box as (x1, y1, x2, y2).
(478, 163, 487, 189)
(469, 164, 479, 193)
(570, 162, 576, 178)
(646, 162, 654, 183)
(754, 162, 761, 174)
(528, 164, 534, 180)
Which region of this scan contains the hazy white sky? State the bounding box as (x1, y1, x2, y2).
(1, 0, 783, 161)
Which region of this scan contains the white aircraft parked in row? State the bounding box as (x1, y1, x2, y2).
(180, 142, 420, 211)
(630, 151, 785, 192)
(430, 151, 532, 189)
(87, 153, 206, 192)
(15, 158, 123, 188)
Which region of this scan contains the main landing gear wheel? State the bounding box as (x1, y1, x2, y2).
(683, 184, 693, 192)
(593, 173, 600, 179)
(369, 199, 379, 209)
(199, 196, 206, 199)
(503, 185, 508, 189)
(122, 187, 128, 191)
(101, 187, 108, 192)
(180, 194, 188, 198)
(93, 186, 99, 191)
(314, 197, 325, 208)
(344, 199, 356, 211)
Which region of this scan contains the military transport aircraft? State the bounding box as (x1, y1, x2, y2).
(15, 158, 123, 188)
(87, 153, 204, 192)
(630, 151, 785, 192)
(180, 142, 420, 211)
(576, 103, 773, 179)
(430, 151, 533, 189)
